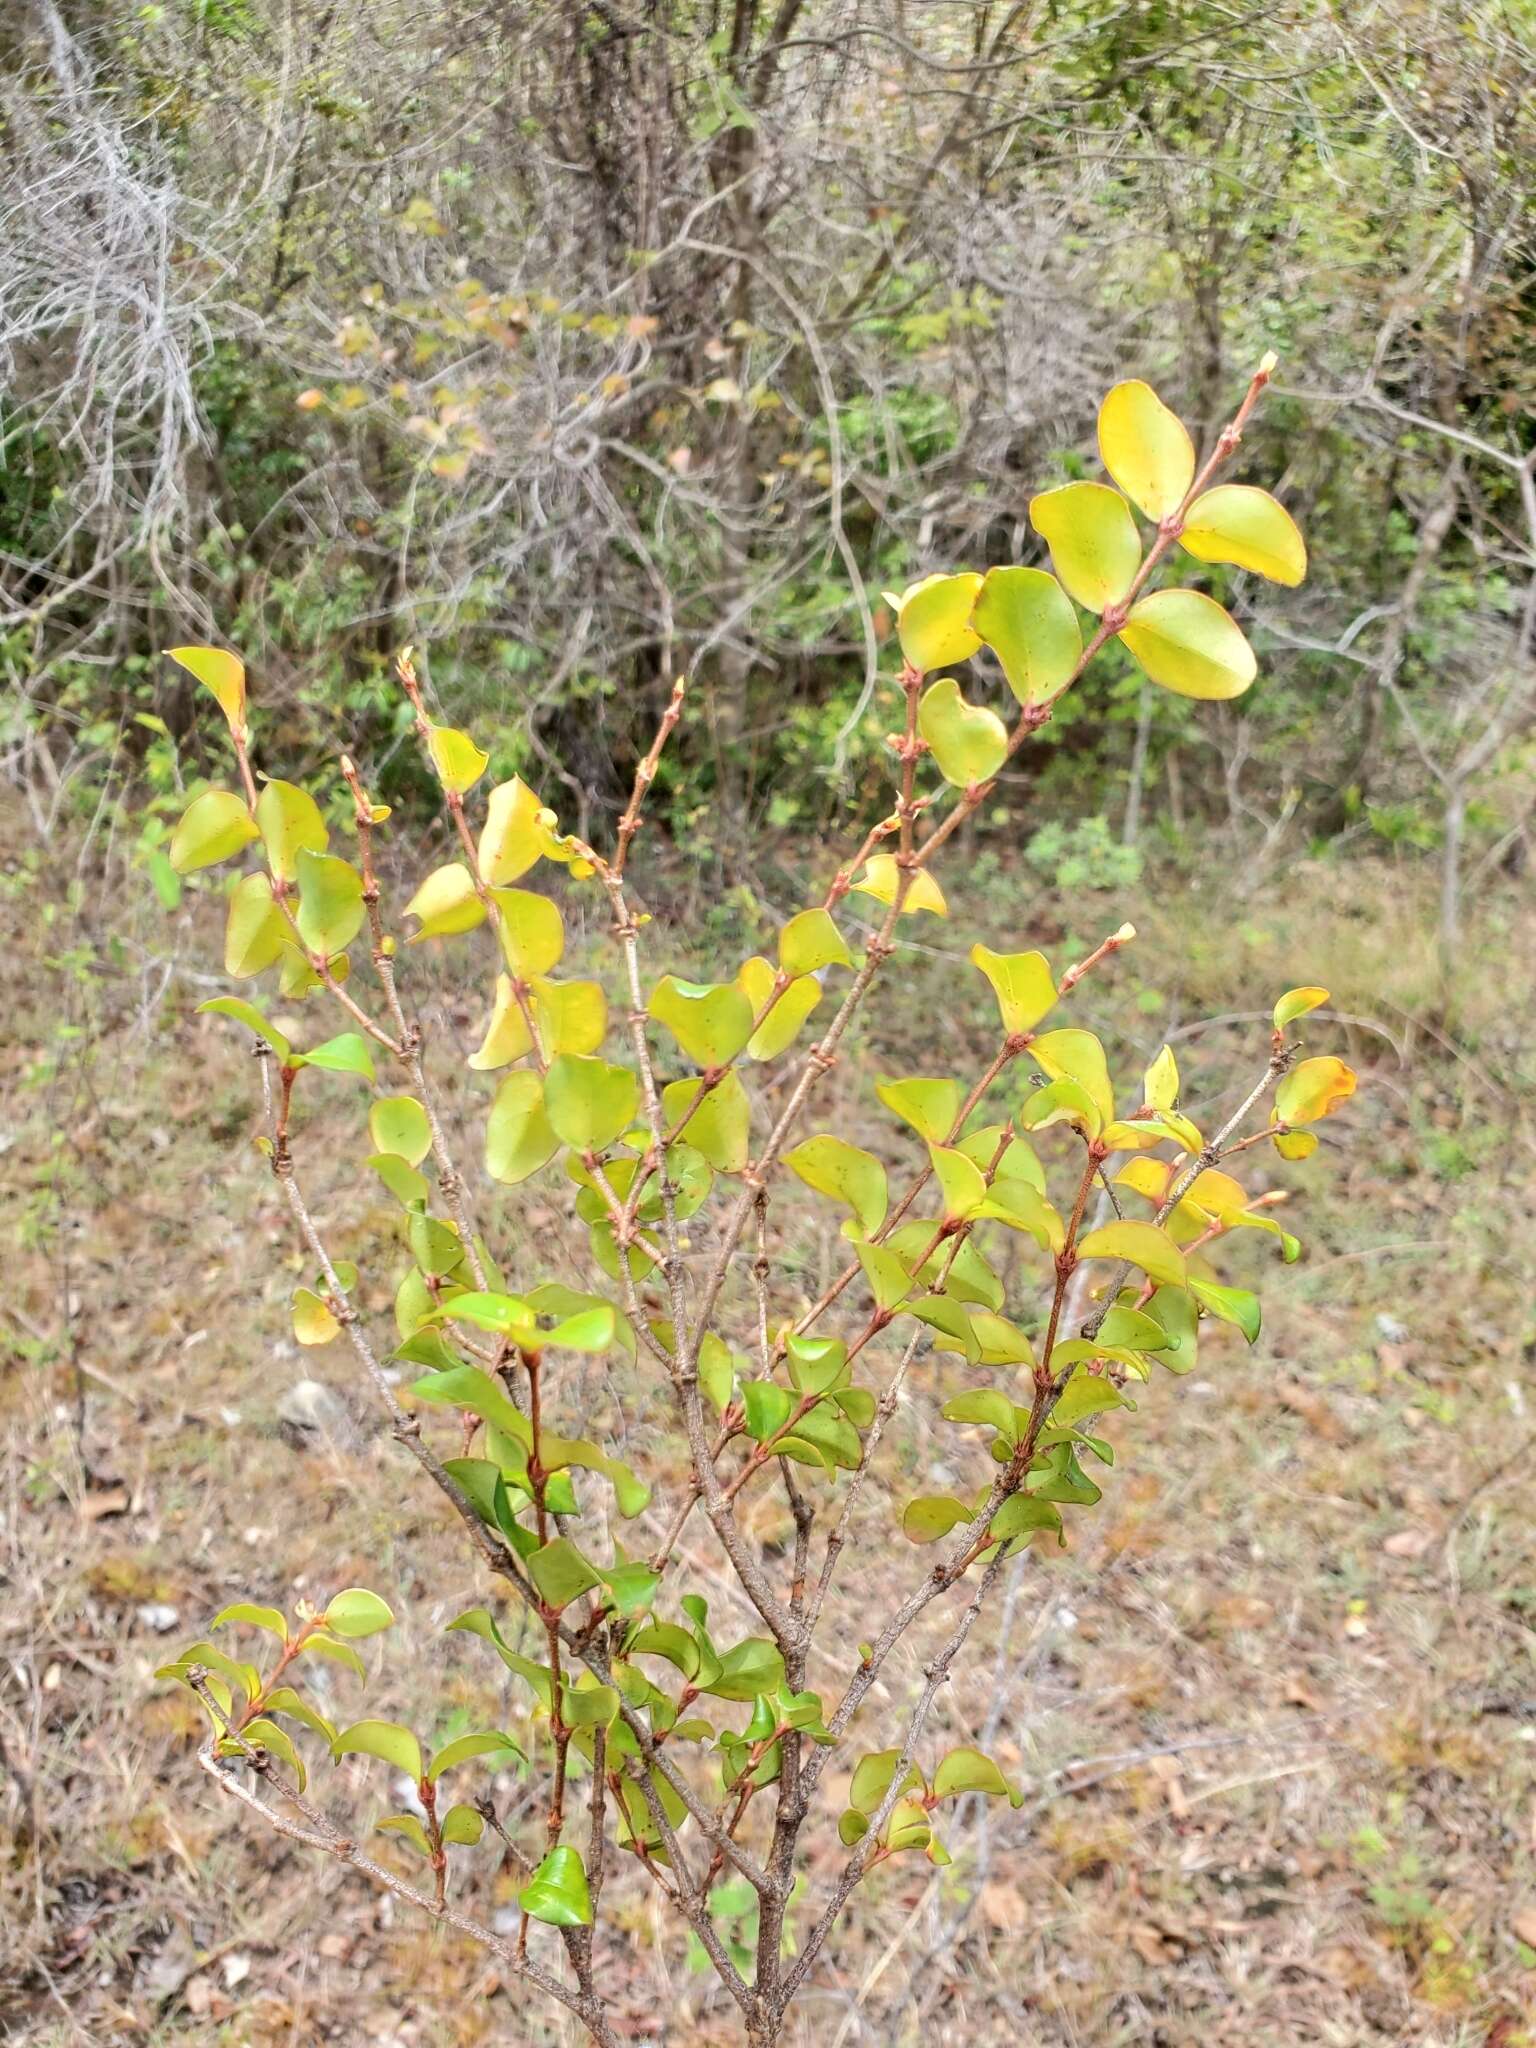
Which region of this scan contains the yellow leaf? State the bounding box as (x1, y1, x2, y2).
(1273, 985, 1329, 1032)
(1275, 1056, 1356, 1126)
(404, 863, 485, 940)
(479, 777, 545, 884)
(968, 945, 1056, 1036)
(1097, 380, 1195, 522)
(166, 646, 246, 736)
(851, 853, 946, 917)
(1180, 485, 1306, 586)
(1142, 1043, 1179, 1110)
(1118, 589, 1256, 700)
(469, 974, 535, 1070)
(427, 726, 489, 794)
(970, 566, 1081, 706)
(491, 888, 564, 978)
(891, 573, 984, 673)
(1028, 484, 1140, 613)
(918, 676, 1008, 787)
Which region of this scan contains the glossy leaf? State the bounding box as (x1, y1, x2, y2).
(1190, 1279, 1262, 1342)
(519, 1845, 593, 1928)
(918, 676, 1008, 787)
(1029, 482, 1141, 613)
(427, 1730, 523, 1782)
(325, 1588, 395, 1638)
(412, 1363, 531, 1445)
(169, 789, 258, 874)
(889, 571, 984, 672)
(1098, 380, 1195, 521)
(989, 1493, 1063, 1548)
(970, 565, 1082, 706)
(297, 1032, 375, 1080)
(528, 1538, 603, 1609)
(933, 1745, 1019, 1804)
(902, 1495, 975, 1543)
(441, 1804, 485, 1845)
(1076, 1220, 1186, 1287)
(377, 1813, 431, 1856)
(1118, 589, 1256, 700)
(1180, 485, 1306, 585)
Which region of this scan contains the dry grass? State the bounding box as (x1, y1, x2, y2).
(3, 789, 1535, 2047)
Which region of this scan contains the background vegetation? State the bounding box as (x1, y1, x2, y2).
(2, 1, 1535, 2043)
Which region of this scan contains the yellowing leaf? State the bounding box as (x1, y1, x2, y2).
(369, 1096, 432, 1165)
(486, 1071, 560, 1183)
(1097, 380, 1195, 521)
(1118, 589, 1256, 700)
(1274, 1129, 1318, 1161)
(169, 789, 258, 874)
(918, 676, 1008, 787)
(427, 726, 489, 794)
(224, 872, 286, 978)
(255, 780, 328, 881)
(1273, 985, 1329, 1032)
(783, 1135, 887, 1236)
(293, 1287, 341, 1346)
(533, 978, 607, 1056)
(968, 945, 1056, 1037)
(1076, 1220, 1186, 1288)
(852, 853, 946, 917)
(891, 572, 984, 672)
(1028, 483, 1141, 613)
(295, 848, 365, 957)
(970, 565, 1082, 707)
(1030, 1027, 1114, 1129)
(478, 777, 545, 884)
(1180, 485, 1306, 586)
(649, 976, 754, 1068)
(664, 1072, 750, 1173)
(778, 907, 852, 976)
(738, 957, 822, 1060)
(544, 1054, 637, 1151)
(876, 1075, 962, 1142)
(1275, 1056, 1356, 1126)
(469, 974, 535, 1070)
(405, 862, 485, 939)
(166, 645, 246, 735)
(1142, 1043, 1179, 1111)
(491, 887, 563, 978)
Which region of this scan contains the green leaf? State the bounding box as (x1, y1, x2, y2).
(369, 1095, 432, 1166)
(969, 945, 1057, 1038)
(933, 1745, 1019, 1803)
(262, 1686, 337, 1744)
(1028, 1440, 1102, 1506)
(1118, 589, 1256, 700)
(1030, 1028, 1114, 1128)
(427, 1730, 523, 1782)
(850, 1749, 920, 1814)
(333, 1718, 422, 1780)
(784, 1334, 848, 1396)
(145, 847, 182, 911)
(486, 1072, 560, 1184)
(889, 571, 984, 672)
(224, 872, 286, 978)
(742, 1380, 794, 1443)
(433, 1291, 535, 1337)
(412, 1364, 532, 1446)
(427, 725, 489, 794)
(405, 862, 485, 940)
(1273, 985, 1329, 1033)
(1076, 1220, 1186, 1288)
(440, 1803, 485, 1846)
(704, 1639, 785, 1702)
(970, 565, 1082, 707)
(540, 1433, 650, 1516)
(918, 676, 1008, 787)
(875, 1075, 961, 1143)
(1097, 380, 1195, 521)
(664, 1072, 751, 1173)
(1029, 482, 1140, 612)
(295, 848, 365, 957)
(544, 1053, 637, 1151)
(446, 1609, 552, 1709)
(783, 1135, 887, 1236)
(377, 1813, 432, 1856)
(779, 908, 852, 976)
(197, 996, 291, 1064)
(941, 1389, 1019, 1442)
(649, 976, 755, 1068)
(901, 1495, 975, 1543)
(528, 1538, 602, 1609)
(237, 1717, 306, 1788)
(989, 1493, 1063, 1548)
(1180, 485, 1306, 586)
(855, 1238, 912, 1311)
(491, 887, 564, 978)
(210, 1601, 288, 1641)
(519, 1845, 593, 1928)
(297, 1032, 376, 1081)
(166, 645, 246, 734)
(255, 779, 328, 881)
(169, 788, 259, 874)
(293, 1632, 367, 1679)
(324, 1589, 395, 1638)
(1190, 1280, 1262, 1343)
(1051, 1368, 1130, 1429)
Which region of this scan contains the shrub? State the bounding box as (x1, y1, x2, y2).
(155, 361, 1353, 2046)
